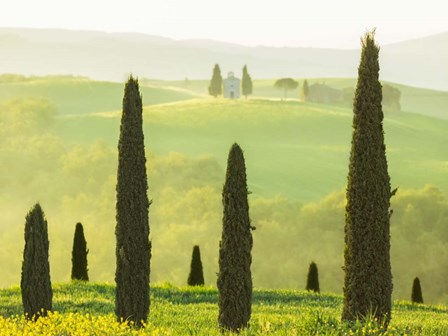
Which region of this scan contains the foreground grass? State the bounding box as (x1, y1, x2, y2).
(1, 283, 447, 335)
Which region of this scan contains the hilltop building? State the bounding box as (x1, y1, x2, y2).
(223, 72, 240, 99)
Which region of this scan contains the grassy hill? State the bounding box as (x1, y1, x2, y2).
(0, 76, 447, 305)
(55, 98, 448, 200)
(1, 282, 447, 334)
(146, 78, 448, 120)
(0, 75, 199, 115)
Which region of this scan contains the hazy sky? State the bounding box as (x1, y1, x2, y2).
(2, 0, 447, 48)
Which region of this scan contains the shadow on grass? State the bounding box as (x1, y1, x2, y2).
(2, 282, 445, 319)
(394, 301, 448, 314)
(0, 282, 116, 317)
(152, 285, 342, 309)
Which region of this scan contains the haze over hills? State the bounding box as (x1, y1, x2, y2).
(1, 27, 447, 90)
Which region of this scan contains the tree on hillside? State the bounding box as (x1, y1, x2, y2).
(342, 30, 393, 327)
(301, 79, 310, 101)
(411, 277, 424, 304)
(115, 75, 151, 327)
(208, 64, 223, 97)
(382, 84, 401, 111)
(218, 143, 254, 332)
(71, 222, 89, 281)
(187, 245, 205, 286)
(274, 78, 298, 100)
(242, 65, 253, 98)
(305, 262, 320, 293)
(21, 203, 52, 320)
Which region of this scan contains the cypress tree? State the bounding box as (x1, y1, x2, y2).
(342, 30, 393, 326)
(208, 64, 223, 97)
(71, 222, 89, 281)
(411, 277, 424, 304)
(305, 261, 320, 293)
(21, 203, 52, 320)
(187, 245, 205, 286)
(115, 75, 151, 327)
(241, 65, 253, 98)
(301, 79, 309, 101)
(218, 143, 253, 332)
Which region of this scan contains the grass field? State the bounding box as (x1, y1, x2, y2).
(55, 97, 448, 200)
(0, 75, 199, 115)
(1, 75, 447, 306)
(1, 282, 447, 335)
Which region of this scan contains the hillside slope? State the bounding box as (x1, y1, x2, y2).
(0, 75, 198, 115)
(147, 77, 448, 119)
(1, 95, 447, 304)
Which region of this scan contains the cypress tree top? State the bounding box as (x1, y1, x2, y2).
(342, 30, 392, 326)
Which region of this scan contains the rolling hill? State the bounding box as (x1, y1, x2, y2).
(0, 76, 447, 304)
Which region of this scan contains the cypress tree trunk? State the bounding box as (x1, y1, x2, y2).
(71, 222, 89, 281)
(218, 143, 253, 332)
(187, 245, 205, 286)
(342, 30, 393, 326)
(115, 76, 151, 327)
(305, 262, 320, 293)
(411, 277, 424, 304)
(21, 203, 52, 320)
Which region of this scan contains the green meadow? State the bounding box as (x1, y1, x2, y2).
(0, 76, 447, 309)
(1, 283, 447, 335)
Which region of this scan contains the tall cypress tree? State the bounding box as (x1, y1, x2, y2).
(218, 143, 253, 332)
(208, 64, 223, 97)
(115, 75, 151, 327)
(342, 30, 393, 326)
(187, 245, 205, 286)
(411, 277, 424, 304)
(71, 222, 89, 281)
(241, 65, 253, 98)
(305, 261, 320, 293)
(21, 203, 52, 320)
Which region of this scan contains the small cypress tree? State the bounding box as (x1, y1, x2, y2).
(218, 143, 253, 332)
(21, 203, 52, 320)
(208, 64, 223, 97)
(187, 245, 205, 286)
(305, 262, 320, 293)
(301, 79, 309, 101)
(241, 65, 253, 98)
(411, 277, 424, 304)
(115, 75, 151, 327)
(71, 222, 89, 281)
(342, 30, 393, 327)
